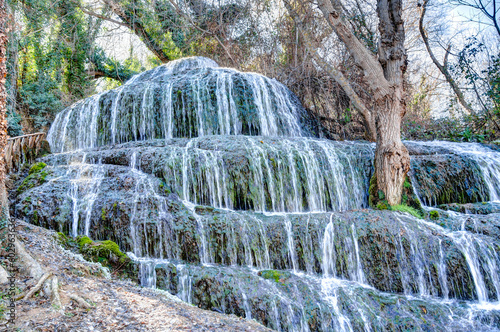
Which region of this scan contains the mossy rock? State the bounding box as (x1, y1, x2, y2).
(257, 269, 291, 283)
(79, 237, 126, 262)
(56, 233, 135, 278)
(28, 162, 47, 175)
(391, 204, 423, 219)
(17, 162, 50, 194)
(77, 236, 93, 248)
(429, 210, 440, 220)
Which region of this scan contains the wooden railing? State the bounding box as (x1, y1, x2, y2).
(4, 133, 46, 173)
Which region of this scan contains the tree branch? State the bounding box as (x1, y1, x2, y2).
(100, 0, 172, 63)
(284, 0, 377, 141)
(419, 0, 474, 114)
(316, 0, 391, 99)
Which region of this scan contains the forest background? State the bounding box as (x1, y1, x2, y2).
(4, 0, 500, 143)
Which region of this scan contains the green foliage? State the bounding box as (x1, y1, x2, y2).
(90, 48, 141, 86)
(429, 210, 440, 220)
(9, 0, 96, 130)
(376, 201, 389, 210)
(18, 81, 63, 129)
(29, 162, 46, 175)
(390, 205, 423, 219)
(17, 163, 50, 193)
(7, 110, 23, 136)
(487, 54, 500, 122)
(258, 270, 290, 283)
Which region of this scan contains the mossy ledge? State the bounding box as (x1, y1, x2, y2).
(17, 162, 50, 194)
(57, 233, 136, 279)
(257, 269, 291, 284)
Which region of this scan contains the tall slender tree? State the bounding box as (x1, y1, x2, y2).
(285, 0, 410, 205)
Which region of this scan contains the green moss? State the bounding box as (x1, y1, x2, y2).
(378, 190, 385, 201)
(33, 210, 39, 223)
(101, 207, 107, 221)
(77, 236, 92, 248)
(429, 210, 440, 220)
(56, 232, 69, 246)
(391, 204, 423, 219)
(376, 201, 388, 210)
(28, 162, 47, 175)
(258, 269, 290, 283)
(368, 174, 378, 208)
(57, 232, 68, 241)
(58, 234, 133, 277)
(55, 232, 78, 250)
(99, 240, 126, 258)
(17, 163, 51, 194)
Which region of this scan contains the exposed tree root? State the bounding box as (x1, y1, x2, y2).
(51, 276, 62, 309)
(15, 272, 52, 301)
(11, 234, 92, 313)
(67, 293, 92, 309)
(14, 238, 44, 279)
(0, 264, 8, 284)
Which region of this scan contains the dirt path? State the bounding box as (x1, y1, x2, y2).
(3, 221, 272, 331)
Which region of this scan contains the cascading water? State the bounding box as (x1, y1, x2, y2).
(407, 140, 500, 205)
(47, 57, 320, 153)
(18, 57, 500, 331)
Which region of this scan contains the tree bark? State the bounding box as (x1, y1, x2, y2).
(310, 0, 410, 205)
(375, 93, 410, 205)
(0, 0, 9, 227)
(375, 0, 410, 205)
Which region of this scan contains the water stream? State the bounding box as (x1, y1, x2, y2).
(19, 57, 500, 331)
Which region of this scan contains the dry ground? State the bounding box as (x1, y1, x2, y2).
(1, 221, 272, 332)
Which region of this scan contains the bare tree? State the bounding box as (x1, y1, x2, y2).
(418, 0, 475, 114)
(451, 0, 499, 37)
(285, 0, 410, 205)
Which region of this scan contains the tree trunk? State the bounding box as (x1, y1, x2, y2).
(375, 93, 410, 205)
(374, 0, 410, 206)
(0, 0, 9, 228)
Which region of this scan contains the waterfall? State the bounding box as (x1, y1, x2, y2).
(66, 154, 105, 237)
(156, 136, 372, 213)
(407, 141, 500, 205)
(47, 57, 318, 153)
(24, 57, 500, 331)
